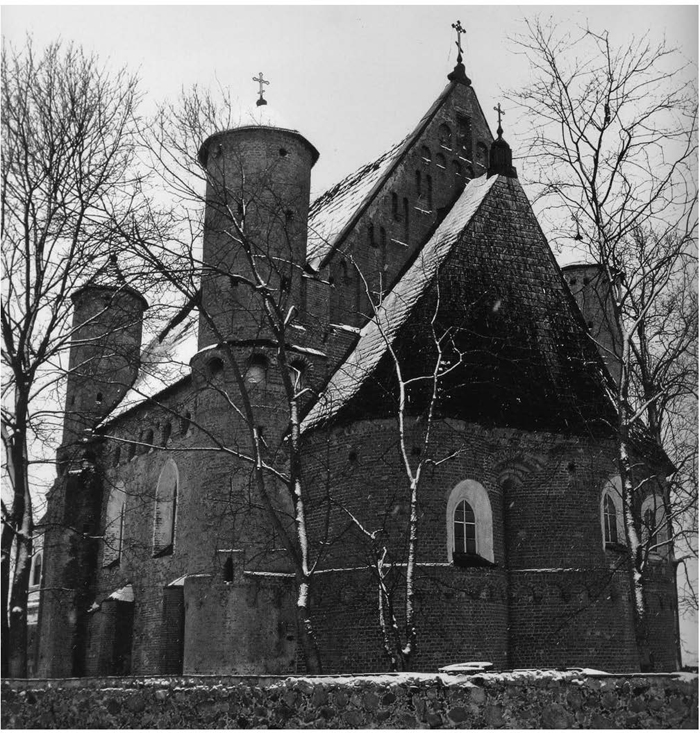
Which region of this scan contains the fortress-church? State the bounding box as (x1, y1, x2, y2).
(34, 45, 679, 676)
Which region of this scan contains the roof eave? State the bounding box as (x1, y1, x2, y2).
(311, 79, 465, 272)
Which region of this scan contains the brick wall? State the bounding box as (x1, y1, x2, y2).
(302, 418, 651, 673)
(319, 78, 493, 337)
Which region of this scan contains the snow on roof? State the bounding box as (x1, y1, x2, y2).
(107, 584, 134, 603)
(96, 84, 460, 425)
(98, 310, 198, 426)
(301, 174, 497, 432)
(306, 80, 456, 271)
(167, 573, 211, 587)
(306, 138, 406, 270)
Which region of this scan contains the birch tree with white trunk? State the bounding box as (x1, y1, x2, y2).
(509, 18, 698, 663)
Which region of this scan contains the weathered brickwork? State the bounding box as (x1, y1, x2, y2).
(3, 672, 697, 729)
(34, 64, 681, 680)
(301, 418, 663, 673)
(319, 80, 493, 329)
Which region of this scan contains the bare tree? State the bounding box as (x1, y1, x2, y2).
(118, 85, 328, 672)
(509, 18, 698, 664)
(326, 271, 468, 671)
(1, 39, 148, 676)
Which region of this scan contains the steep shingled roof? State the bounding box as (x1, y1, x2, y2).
(302, 172, 624, 437)
(301, 174, 499, 432)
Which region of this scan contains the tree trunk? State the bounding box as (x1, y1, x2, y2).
(619, 425, 649, 668)
(5, 400, 33, 678)
(1, 520, 14, 677)
(8, 530, 31, 677)
(296, 578, 322, 674)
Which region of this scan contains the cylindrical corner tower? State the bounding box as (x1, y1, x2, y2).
(62, 265, 148, 448)
(562, 262, 622, 386)
(197, 124, 319, 349)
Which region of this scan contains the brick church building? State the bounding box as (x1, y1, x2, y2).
(35, 50, 680, 676)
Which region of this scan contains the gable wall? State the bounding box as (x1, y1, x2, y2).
(322, 82, 493, 337)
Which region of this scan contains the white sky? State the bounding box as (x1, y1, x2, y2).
(2, 3, 697, 199)
(2, 1, 698, 666)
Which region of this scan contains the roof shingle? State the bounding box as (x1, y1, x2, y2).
(301, 174, 498, 432)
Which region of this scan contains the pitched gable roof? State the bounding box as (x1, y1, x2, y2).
(306, 80, 467, 270)
(302, 174, 498, 432)
(302, 173, 618, 436)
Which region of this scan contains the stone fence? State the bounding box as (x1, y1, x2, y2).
(2, 670, 697, 728)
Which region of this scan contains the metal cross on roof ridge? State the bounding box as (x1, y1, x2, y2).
(494, 103, 505, 136)
(451, 20, 466, 63)
(253, 72, 269, 106)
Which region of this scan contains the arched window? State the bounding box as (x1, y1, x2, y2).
(415, 169, 422, 197)
(601, 477, 624, 549)
(223, 556, 234, 582)
(245, 354, 269, 388)
(446, 480, 494, 564)
(289, 358, 308, 393)
(103, 482, 126, 567)
(436, 153, 447, 170)
(641, 493, 670, 557)
(603, 494, 618, 544)
(30, 551, 43, 588)
(391, 192, 400, 221)
(457, 115, 472, 159)
(341, 259, 352, 285)
(208, 357, 224, 378)
(403, 198, 410, 242)
(153, 460, 178, 557)
(476, 142, 488, 169)
(141, 428, 154, 455)
(438, 123, 452, 149)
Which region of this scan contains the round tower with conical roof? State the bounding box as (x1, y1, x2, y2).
(562, 262, 623, 386)
(61, 255, 148, 448)
(196, 88, 319, 350)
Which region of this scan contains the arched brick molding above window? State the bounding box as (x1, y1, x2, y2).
(153, 460, 179, 557)
(446, 479, 494, 564)
(601, 476, 625, 549)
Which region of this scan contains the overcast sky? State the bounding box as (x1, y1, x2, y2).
(2, 3, 697, 199)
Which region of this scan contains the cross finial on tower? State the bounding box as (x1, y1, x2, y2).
(451, 20, 466, 63)
(493, 103, 505, 137)
(253, 72, 269, 107)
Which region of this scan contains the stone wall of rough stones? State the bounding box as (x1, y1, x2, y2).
(2, 671, 697, 729)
